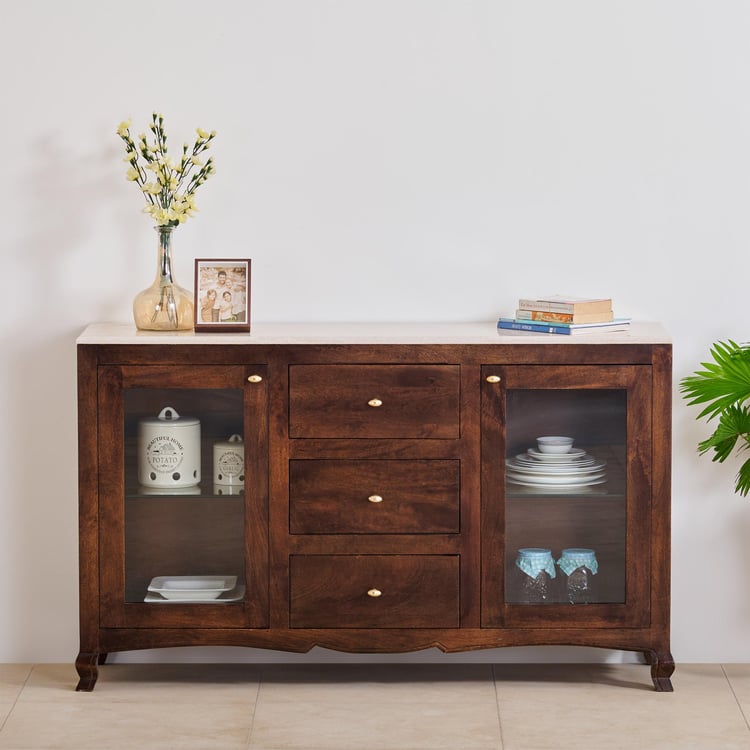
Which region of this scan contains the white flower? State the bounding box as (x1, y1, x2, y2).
(119, 113, 216, 227)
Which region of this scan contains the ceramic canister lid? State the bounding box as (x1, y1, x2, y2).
(140, 406, 200, 427)
(214, 433, 243, 449)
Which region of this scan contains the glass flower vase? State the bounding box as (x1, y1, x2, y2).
(133, 225, 194, 331)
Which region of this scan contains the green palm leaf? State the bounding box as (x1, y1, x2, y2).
(697, 405, 750, 461)
(736, 456, 750, 497)
(680, 340, 750, 420)
(682, 341, 750, 497)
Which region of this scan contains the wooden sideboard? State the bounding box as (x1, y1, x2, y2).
(76, 322, 673, 690)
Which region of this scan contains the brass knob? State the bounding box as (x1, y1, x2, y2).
(367, 588, 382, 598)
(486, 375, 501, 383)
(368, 494, 383, 504)
(247, 374, 263, 383)
(368, 398, 383, 407)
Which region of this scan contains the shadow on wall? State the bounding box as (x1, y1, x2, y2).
(0, 130, 136, 660)
(4, 331, 80, 660)
(19, 131, 148, 326)
(735, 507, 750, 653)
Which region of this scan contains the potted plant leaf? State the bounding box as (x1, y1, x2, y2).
(681, 340, 750, 495)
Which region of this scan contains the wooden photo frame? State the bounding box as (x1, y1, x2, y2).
(194, 259, 251, 332)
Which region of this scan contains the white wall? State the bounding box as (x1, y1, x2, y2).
(1, 0, 749, 663)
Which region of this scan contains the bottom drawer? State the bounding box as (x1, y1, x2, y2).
(290, 555, 460, 629)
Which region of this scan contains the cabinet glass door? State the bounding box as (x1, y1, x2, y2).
(504, 387, 626, 606)
(481, 365, 651, 628)
(98, 365, 268, 628)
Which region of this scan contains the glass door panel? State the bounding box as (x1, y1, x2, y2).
(98, 364, 268, 629)
(123, 388, 245, 604)
(480, 364, 651, 628)
(504, 388, 626, 606)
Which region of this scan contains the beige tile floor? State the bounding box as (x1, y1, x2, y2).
(0, 662, 748, 749)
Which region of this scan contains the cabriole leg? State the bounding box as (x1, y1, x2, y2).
(75, 652, 100, 691)
(644, 650, 675, 692)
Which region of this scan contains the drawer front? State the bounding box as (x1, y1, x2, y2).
(290, 555, 460, 628)
(289, 365, 460, 438)
(289, 460, 460, 534)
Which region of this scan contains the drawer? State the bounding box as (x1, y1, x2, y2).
(290, 555, 460, 628)
(288, 365, 460, 438)
(289, 460, 460, 534)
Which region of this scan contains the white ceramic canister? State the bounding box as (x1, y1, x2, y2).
(213, 434, 244, 488)
(213, 484, 244, 496)
(137, 406, 201, 488)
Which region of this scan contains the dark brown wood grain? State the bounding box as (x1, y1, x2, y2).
(289, 459, 460, 533)
(289, 555, 460, 628)
(75, 345, 100, 691)
(77, 331, 673, 691)
(288, 365, 460, 438)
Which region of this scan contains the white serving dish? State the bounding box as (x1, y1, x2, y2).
(506, 472, 606, 487)
(506, 459, 605, 475)
(145, 584, 245, 604)
(513, 454, 597, 468)
(507, 483, 606, 496)
(147, 575, 238, 601)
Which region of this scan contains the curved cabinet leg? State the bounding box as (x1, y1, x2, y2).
(98, 653, 108, 665)
(75, 652, 100, 692)
(645, 650, 675, 692)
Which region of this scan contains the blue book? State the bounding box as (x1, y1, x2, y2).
(497, 317, 631, 335)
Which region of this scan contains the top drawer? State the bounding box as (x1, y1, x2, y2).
(289, 365, 460, 438)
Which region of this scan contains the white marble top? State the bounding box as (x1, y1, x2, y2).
(77, 321, 671, 345)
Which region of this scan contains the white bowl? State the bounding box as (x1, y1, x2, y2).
(536, 436, 574, 454)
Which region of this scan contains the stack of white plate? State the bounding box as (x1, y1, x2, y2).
(506, 447, 606, 489)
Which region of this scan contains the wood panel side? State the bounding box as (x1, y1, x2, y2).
(77, 345, 100, 656)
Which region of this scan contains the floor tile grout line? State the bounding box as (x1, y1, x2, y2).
(0, 663, 34, 735)
(491, 664, 505, 750)
(721, 664, 750, 734)
(245, 665, 264, 749)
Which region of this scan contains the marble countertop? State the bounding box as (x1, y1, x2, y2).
(77, 321, 671, 345)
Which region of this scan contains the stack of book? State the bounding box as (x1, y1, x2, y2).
(498, 296, 631, 336)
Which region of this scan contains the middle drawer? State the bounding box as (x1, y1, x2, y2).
(289, 459, 460, 534)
